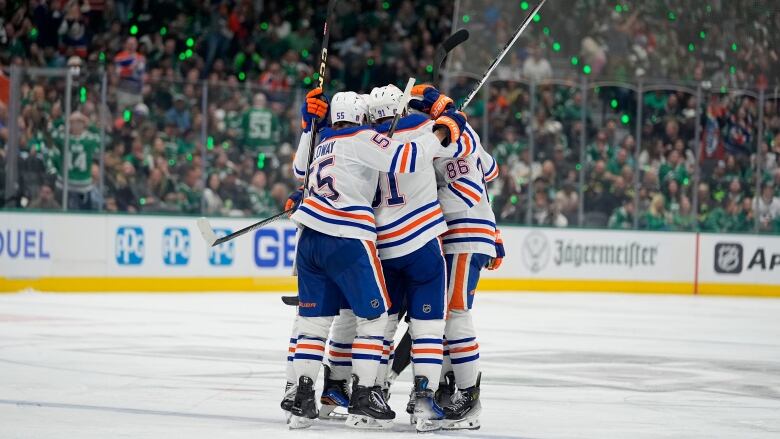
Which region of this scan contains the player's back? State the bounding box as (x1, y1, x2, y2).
(372, 114, 447, 259)
(434, 123, 498, 257)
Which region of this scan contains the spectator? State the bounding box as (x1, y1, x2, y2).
(27, 183, 60, 210)
(522, 46, 552, 83)
(754, 183, 780, 231)
(643, 194, 668, 230)
(608, 197, 634, 229)
(114, 37, 146, 112)
(203, 173, 225, 215)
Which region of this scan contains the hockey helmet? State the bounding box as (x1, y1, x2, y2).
(368, 84, 404, 121)
(330, 91, 369, 125)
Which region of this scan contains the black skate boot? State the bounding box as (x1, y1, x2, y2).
(412, 376, 445, 432)
(319, 365, 350, 420)
(443, 372, 482, 430)
(288, 376, 318, 429)
(345, 375, 395, 429)
(405, 387, 416, 425)
(435, 371, 456, 407)
(281, 381, 296, 423)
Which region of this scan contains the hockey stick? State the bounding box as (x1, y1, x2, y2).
(196, 0, 338, 248)
(432, 29, 470, 84)
(460, 0, 546, 110)
(281, 77, 415, 306)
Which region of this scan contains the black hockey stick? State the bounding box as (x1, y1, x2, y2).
(432, 29, 470, 84)
(197, 0, 337, 248)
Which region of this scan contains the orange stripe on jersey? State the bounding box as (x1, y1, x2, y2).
(462, 132, 473, 155)
(400, 144, 411, 172)
(412, 348, 444, 355)
(451, 182, 481, 202)
(377, 208, 443, 240)
(288, 347, 295, 353)
(442, 227, 495, 238)
(450, 254, 468, 310)
(296, 343, 325, 351)
(304, 199, 375, 223)
(328, 350, 351, 358)
(352, 343, 384, 352)
(449, 344, 479, 354)
(365, 241, 392, 308)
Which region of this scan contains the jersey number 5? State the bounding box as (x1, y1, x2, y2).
(312, 157, 340, 200)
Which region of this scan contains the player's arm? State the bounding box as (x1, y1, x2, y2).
(293, 88, 329, 181)
(350, 128, 449, 174)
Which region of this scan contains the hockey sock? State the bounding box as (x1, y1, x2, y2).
(445, 310, 480, 389)
(294, 315, 334, 383)
(374, 313, 399, 387)
(327, 309, 357, 381)
(352, 314, 388, 386)
(410, 318, 446, 392)
(286, 316, 299, 384)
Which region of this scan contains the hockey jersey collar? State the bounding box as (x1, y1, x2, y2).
(374, 113, 430, 134)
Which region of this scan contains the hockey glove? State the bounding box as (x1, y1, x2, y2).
(433, 109, 468, 145)
(410, 84, 454, 118)
(486, 229, 505, 270)
(300, 87, 329, 132)
(285, 187, 304, 215)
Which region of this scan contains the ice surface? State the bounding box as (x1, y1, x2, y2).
(1, 292, 779, 439)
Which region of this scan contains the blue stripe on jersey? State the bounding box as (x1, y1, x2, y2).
(410, 142, 417, 172)
(298, 206, 376, 233)
(446, 337, 476, 345)
(389, 145, 403, 173)
(352, 353, 382, 361)
(448, 185, 474, 207)
(456, 177, 483, 193)
(376, 200, 439, 232)
(289, 338, 297, 343)
(377, 216, 445, 249)
(484, 160, 496, 178)
(287, 356, 294, 361)
(414, 338, 443, 344)
(442, 237, 495, 246)
(464, 125, 478, 147)
(411, 358, 444, 364)
(329, 341, 352, 349)
(294, 164, 305, 176)
(454, 137, 464, 158)
(374, 113, 429, 133)
(319, 125, 373, 142)
(450, 353, 480, 364)
(446, 218, 497, 227)
(312, 194, 374, 213)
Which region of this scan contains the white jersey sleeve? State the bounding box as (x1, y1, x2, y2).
(292, 131, 312, 181)
(348, 129, 444, 174)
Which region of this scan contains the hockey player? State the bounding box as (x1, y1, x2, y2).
(285, 88, 467, 430)
(409, 84, 505, 430)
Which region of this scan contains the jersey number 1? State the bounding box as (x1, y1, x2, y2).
(372, 174, 405, 208)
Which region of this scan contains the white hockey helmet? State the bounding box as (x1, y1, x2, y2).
(330, 91, 369, 125)
(368, 84, 403, 121)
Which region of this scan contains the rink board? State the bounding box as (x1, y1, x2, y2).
(1, 212, 778, 296)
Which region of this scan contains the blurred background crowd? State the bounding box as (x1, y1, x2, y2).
(1, 0, 779, 233)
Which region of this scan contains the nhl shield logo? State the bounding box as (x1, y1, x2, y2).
(422, 304, 431, 314)
(714, 243, 743, 274)
(370, 299, 380, 309)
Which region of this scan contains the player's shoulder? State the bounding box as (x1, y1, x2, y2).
(374, 113, 432, 135)
(319, 124, 376, 142)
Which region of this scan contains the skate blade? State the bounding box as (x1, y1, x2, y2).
(415, 418, 443, 432)
(409, 414, 417, 425)
(442, 417, 480, 430)
(345, 414, 393, 430)
(288, 415, 314, 429)
(318, 404, 349, 420)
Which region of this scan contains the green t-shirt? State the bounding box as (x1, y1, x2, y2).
(242, 108, 279, 151)
(177, 182, 202, 214)
(248, 187, 276, 216)
(492, 140, 525, 165)
(608, 207, 633, 229)
(643, 212, 668, 230)
(52, 130, 101, 189)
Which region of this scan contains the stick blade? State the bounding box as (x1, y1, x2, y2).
(442, 29, 469, 51)
(196, 217, 218, 247)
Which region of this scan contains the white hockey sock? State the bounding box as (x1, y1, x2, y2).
(441, 340, 453, 382)
(294, 316, 334, 383)
(352, 314, 388, 386)
(445, 310, 480, 389)
(374, 313, 399, 387)
(285, 316, 298, 384)
(326, 309, 356, 381)
(410, 318, 446, 391)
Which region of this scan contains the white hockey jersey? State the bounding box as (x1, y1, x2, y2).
(290, 124, 447, 241)
(434, 123, 499, 257)
(372, 114, 449, 260)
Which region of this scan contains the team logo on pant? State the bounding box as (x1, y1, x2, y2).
(370, 299, 380, 309)
(422, 304, 431, 313)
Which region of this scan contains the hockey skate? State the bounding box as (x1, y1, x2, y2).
(319, 365, 350, 420)
(406, 387, 416, 425)
(435, 371, 456, 407)
(288, 376, 318, 429)
(442, 372, 482, 430)
(345, 375, 395, 429)
(411, 376, 445, 432)
(281, 381, 296, 424)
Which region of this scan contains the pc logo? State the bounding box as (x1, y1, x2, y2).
(208, 228, 235, 266)
(162, 227, 190, 266)
(116, 226, 144, 265)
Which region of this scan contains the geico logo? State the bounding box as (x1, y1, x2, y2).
(0, 229, 51, 259)
(162, 227, 190, 266)
(254, 228, 297, 268)
(746, 248, 780, 271)
(116, 226, 144, 265)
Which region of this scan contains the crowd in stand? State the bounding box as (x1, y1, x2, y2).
(1, 0, 779, 233)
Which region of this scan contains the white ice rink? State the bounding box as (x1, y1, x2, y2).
(1, 292, 779, 439)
